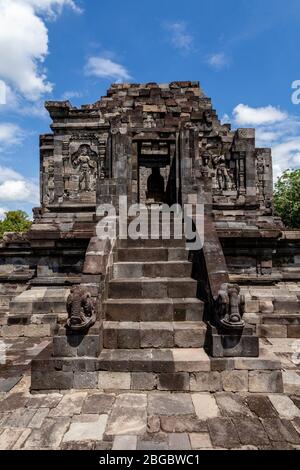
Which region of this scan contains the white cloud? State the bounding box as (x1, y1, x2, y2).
(226, 102, 300, 181)
(0, 123, 24, 147)
(207, 52, 230, 69)
(23, 0, 82, 16)
(233, 103, 287, 126)
(0, 0, 80, 101)
(165, 21, 193, 52)
(85, 57, 131, 82)
(0, 165, 39, 204)
(61, 90, 83, 101)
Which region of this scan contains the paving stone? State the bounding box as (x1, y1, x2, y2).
(271, 442, 295, 450)
(214, 393, 252, 417)
(148, 392, 194, 415)
(189, 432, 213, 449)
(0, 393, 28, 412)
(26, 393, 63, 409)
(245, 396, 277, 418)
(160, 415, 207, 433)
(249, 371, 283, 393)
(131, 372, 156, 391)
(105, 393, 147, 437)
(0, 428, 24, 450)
(234, 417, 270, 446)
(268, 395, 300, 419)
(61, 441, 95, 450)
(262, 418, 300, 444)
(221, 370, 248, 392)
(137, 435, 169, 450)
(48, 392, 87, 418)
(63, 414, 108, 442)
(24, 417, 70, 449)
(98, 371, 131, 390)
(168, 433, 191, 450)
(112, 435, 138, 450)
(82, 393, 115, 414)
(207, 418, 240, 449)
(3, 408, 36, 428)
(12, 429, 32, 450)
(28, 408, 49, 428)
(192, 393, 220, 420)
(0, 412, 10, 426)
(0, 376, 22, 393)
(292, 417, 300, 435)
(190, 372, 222, 392)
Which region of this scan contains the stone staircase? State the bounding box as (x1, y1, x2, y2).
(100, 236, 207, 382)
(31, 227, 284, 393)
(242, 283, 300, 338)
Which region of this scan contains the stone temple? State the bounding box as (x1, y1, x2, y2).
(0, 81, 299, 394)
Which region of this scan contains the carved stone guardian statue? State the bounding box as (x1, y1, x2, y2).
(66, 285, 96, 331)
(215, 283, 245, 330)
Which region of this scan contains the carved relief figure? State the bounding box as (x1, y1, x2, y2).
(213, 155, 235, 191)
(71, 144, 98, 192)
(45, 160, 55, 204)
(256, 155, 265, 203)
(66, 285, 96, 331)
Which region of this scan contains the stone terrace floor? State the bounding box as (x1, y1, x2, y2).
(0, 337, 300, 450)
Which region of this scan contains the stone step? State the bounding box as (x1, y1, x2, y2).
(113, 261, 192, 279)
(259, 313, 300, 338)
(108, 278, 198, 299)
(103, 321, 206, 349)
(118, 238, 186, 248)
(31, 345, 283, 392)
(104, 298, 204, 321)
(9, 287, 69, 315)
(6, 313, 58, 326)
(262, 313, 300, 325)
(116, 247, 188, 262)
(98, 348, 211, 373)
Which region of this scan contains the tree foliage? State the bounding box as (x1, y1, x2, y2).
(0, 211, 32, 239)
(274, 169, 300, 228)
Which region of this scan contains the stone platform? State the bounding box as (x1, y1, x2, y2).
(0, 343, 299, 450)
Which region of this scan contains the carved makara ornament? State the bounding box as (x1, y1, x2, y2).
(215, 283, 245, 330)
(66, 286, 96, 331)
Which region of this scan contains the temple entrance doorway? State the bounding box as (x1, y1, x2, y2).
(137, 137, 179, 207)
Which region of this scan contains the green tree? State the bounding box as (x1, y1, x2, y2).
(0, 210, 32, 239)
(274, 169, 300, 228)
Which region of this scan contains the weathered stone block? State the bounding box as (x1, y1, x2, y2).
(287, 325, 300, 337)
(31, 371, 73, 391)
(259, 301, 274, 313)
(131, 372, 156, 391)
(221, 370, 249, 392)
(248, 370, 283, 393)
(190, 372, 222, 392)
(245, 300, 259, 313)
(157, 373, 189, 391)
(73, 372, 98, 389)
(140, 325, 173, 348)
(258, 324, 287, 338)
(98, 371, 131, 390)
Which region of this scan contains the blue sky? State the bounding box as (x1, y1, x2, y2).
(0, 0, 300, 218)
